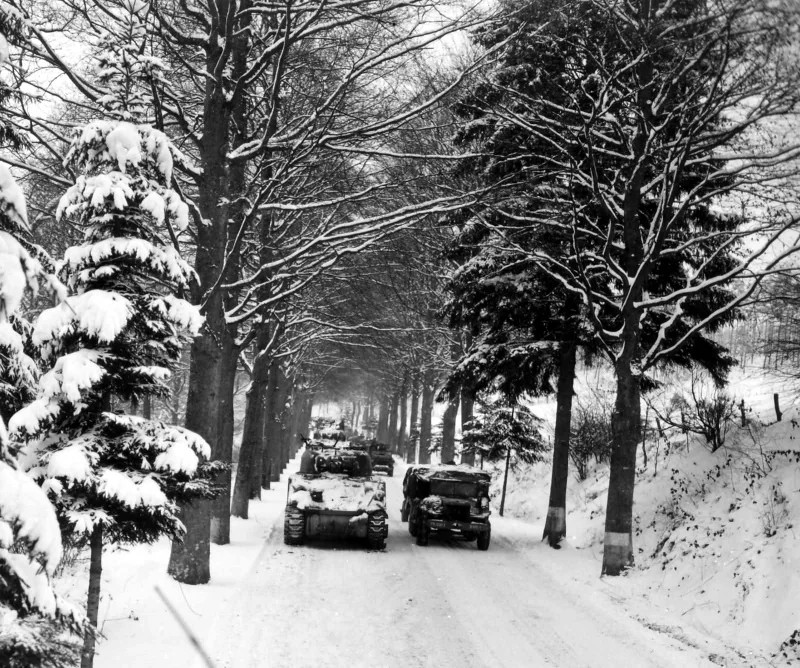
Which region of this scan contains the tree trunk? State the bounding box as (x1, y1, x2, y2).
(499, 442, 511, 517)
(600, 25, 650, 576)
(80, 525, 103, 668)
(168, 17, 247, 582)
(460, 388, 475, 465)
(440, 341, 461, 463)
(387, 390, 399, 451)
(262, 362, 280, 487)
(168, 323, 222, 584)
(397, 374, 408, 456)
(211, 344, 238, 544)
(231, 350, 270, 519)
(602, 358, 641, 575)
(142, 395, 152, 420)
(542, 340, 577, 548)
(376, 394, 389, 442)
(419, 370, 435, 464)
(459, 328, 476, 465)
(408, 373, 420, 462)
(440, 393, 459, 464)
(274, 367, 291, 476)
(249, 393, 268, 499)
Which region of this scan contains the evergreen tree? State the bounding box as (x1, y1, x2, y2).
(9, 6, 218, 665)
(461, 398, 548, 466)
(0, 8, 83, 667)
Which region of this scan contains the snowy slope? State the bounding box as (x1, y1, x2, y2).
(497, 364, 800, 665)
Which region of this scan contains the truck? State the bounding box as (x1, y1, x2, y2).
(284, 439, 388, 549)
(402, 464, 492, 550)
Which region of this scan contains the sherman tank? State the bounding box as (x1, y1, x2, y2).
(284, 439, 388, 550)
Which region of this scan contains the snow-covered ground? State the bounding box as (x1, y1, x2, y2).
(55, 459, 301, 668)
(206, 467, 749, 668)
(499, 364, 800, 666)
(53, 364, 800, 666)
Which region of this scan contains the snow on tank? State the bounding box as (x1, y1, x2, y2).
(288, 473, 386, 513)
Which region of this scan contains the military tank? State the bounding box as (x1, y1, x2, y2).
(284, 438, 388, 549)
(368, 441, 394, 476)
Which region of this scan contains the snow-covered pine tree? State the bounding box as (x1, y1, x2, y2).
(461, 399, 547, 467)
(0, 8, 83, 668)
(461, 398, 547, 517)
(9, 4, 218, 667)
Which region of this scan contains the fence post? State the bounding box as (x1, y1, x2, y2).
(740, 399, 746, 427)
(774, 393, 782, 422)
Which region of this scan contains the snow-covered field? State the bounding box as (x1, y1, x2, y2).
(53, 365, 800, 667)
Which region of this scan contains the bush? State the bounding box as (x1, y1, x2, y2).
(570, 403, 613, 481)
(659, 367, 737, 452)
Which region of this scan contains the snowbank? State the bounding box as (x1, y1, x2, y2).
(54, 453, 303, 668)
(496, 365, 800, 663)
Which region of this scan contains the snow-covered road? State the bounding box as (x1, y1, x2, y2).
(206, 467, 731, 668)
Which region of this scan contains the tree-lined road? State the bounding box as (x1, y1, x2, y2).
(207, 467, 731, 668)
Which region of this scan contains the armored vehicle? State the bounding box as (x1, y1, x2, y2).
(368, 441, 394, 476)
(284, 439, 388, 549)
(402, 464, 492, 550)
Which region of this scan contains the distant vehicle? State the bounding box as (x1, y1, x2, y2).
(402, 464, 492, 550)
(368, 441, 394, 476)
(313, 427, 347, 442)
(284, 438, 388, 549)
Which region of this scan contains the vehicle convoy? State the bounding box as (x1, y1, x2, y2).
(284, 439, 388, 549)
(368, 441, 394, 476)
(401, 464, 492, 550)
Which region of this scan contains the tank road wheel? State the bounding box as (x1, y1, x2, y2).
(415, 515, 429, 546)
(367, 510, 388, 550)
(284, 505, 305, 546)
(476, 525, 491, 551)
